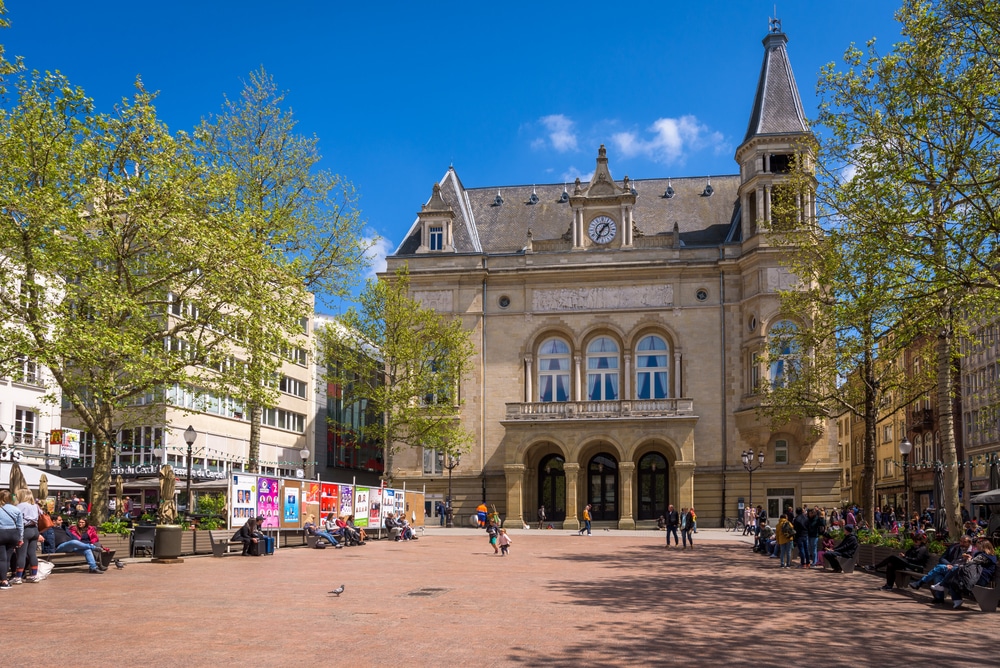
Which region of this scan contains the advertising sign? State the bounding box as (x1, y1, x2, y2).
(230, 475, 257, 527)
(393, 489, 405, 517)
(320, 483, 338, 519)
(368, 487, 382, 527)
(282, 480, 302, 527)
(339, 484, 353, 518)
(305, 482, 320, 504)
(383, 489, 396, 520)
(51, 428, 81, 458)
(354, 487, 369, 527)
(256, 477, 279, 528)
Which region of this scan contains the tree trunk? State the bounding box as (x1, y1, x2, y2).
(249, 403, 261, 473)
(862, 351, 877, 527)
(89, 427, 115, 525)
(936, 328, 962, 540)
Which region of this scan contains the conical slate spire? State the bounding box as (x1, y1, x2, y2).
(742, 27, 809, 143)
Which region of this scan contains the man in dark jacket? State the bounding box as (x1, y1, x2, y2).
(665, 505, 680, 548)
(793, 508, 810, 567)
(865, 531, 932, 590)
(823, 525, 859, 572)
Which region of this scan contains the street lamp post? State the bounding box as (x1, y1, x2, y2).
(299, 448, 310, 479)
(444, 453, 460, 528)
(741, 449, 765, 524)
(899, 436, 912, 536)
(0, 424, 6, 446)
(184, 425, 197, 519)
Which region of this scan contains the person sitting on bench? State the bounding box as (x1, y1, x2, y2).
(305, 514, 341, 548)
(233, 517, 262, 556)
(932, 539, 997, 609)
(864, 531, 931, 590)
(909, 535, 973, 590)
(822, 525, 858, 572)
(54, 517, 105, 573)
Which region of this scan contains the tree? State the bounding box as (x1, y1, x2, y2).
(809, 0, 1000, 537)
(0, 72, 252, 522)
(196, 67, 372, 472)
(318, 266, 476, 483)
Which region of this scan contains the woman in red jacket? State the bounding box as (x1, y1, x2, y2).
(69, 518, 103, 549)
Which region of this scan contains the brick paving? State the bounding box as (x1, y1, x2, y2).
(9, 528, 993, 667)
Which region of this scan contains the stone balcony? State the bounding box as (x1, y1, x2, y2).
(503, 398, 694, 421)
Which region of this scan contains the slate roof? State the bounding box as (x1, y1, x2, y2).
(395, 170, 741, 256)
(743, 30, 809, 142)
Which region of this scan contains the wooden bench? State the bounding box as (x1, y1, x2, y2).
(894, 569, 925, 589)
(44, 549, 115, 570)
(209, 530, 244, 557)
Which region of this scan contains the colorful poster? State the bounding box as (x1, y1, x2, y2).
(383, 489, 396, 520)
(320, 483, 338, 519)
(339, 484, 353, 518)
(354, 487, 369, 527)
(230, 475, 257, 528)
(368, 487, 382, 527)
(305, 482, 320, 504)
(393, 489, 405, 517)
(256, 477, 279, 528)
(282, 481, 301, 526)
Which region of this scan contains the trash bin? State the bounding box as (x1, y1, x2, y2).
(153, 524, 183, 559)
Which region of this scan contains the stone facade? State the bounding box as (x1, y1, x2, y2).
(385, 27, 841, 528)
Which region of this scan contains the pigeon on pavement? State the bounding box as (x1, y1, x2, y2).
(114, 559, 125, 569)
(329, 584, 345, 597)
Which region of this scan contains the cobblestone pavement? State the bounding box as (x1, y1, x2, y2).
(10, 529, 992, 667)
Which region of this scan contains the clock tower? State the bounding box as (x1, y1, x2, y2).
(569, 144, 636, 249)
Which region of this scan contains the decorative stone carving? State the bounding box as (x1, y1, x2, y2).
(532, 285, 673, 312)
(413, 290, 453, 312)
(766, 267, 800, 292)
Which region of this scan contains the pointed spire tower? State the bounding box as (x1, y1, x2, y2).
(736, 19, 814, 242)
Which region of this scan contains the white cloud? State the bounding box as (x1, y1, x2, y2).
(363, 234, 391, 279)
(539, 114, 578, 153)
(611, 115, 728, 166)
(560, 167, 594, 183)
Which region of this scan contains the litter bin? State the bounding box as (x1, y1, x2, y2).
(153, 524, 183, 559)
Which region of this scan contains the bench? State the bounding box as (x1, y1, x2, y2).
(827, 552, 857, 573)
(44, 549, 115, 570)
(209, 530, 244, 557)
(894, 569, 925, 589)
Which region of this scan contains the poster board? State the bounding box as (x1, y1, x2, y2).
(256, 477, 279, 528)
(354, 487, 370, 527)
(281, 479, 302, 528)
(405, 491, 425, 526)
(230, 474, 257, 528)
(339, 484, 354, 518)
(320, 483, 338, 521)
(368, 487, 383, 527)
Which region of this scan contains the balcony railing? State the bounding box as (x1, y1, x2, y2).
(505, 398, 694, 420)
(910, 408, 934, 430)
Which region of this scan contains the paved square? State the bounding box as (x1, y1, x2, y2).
(10, 529, 991, 667)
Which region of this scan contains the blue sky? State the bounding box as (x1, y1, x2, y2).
(2, 2, 903, 312)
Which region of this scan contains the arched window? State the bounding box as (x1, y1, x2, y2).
(538, 454, 566, 522)
(635, 335, 669, 399)
(768, 320, 799, 389)
(637, 452, 668, 520)
(538, 338, 570, 402)
(586, 336, 619, 401)
(587, 453, 619, 521)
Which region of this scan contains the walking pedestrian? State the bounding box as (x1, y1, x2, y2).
(681, 507, 695, 549)
(578, 504, 592, 536)
(537, 504, 546, 530)
(665, 504, 679, 547)
(498, 528, 512, 556)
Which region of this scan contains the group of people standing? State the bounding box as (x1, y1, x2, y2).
(662, 505, 697, 549)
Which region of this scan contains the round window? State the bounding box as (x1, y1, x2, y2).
(695, 289, 708, 302)
(748, 315, 757, 332)
(498, 295, 511, 309)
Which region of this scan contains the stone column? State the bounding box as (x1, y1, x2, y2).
(623, 352, 631, 402)
(674, 461, 696, 509)
(574, 354, 582, 401)
(503, 464, 526, 527)
(563, 462, 581, 530)
(618, 461, 636, 529)
(674, 351, 682, 398)
(524, 354, 533, 402)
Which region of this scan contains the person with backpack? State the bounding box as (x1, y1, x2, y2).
(776, 514, 795, 568)
(681, 508, 696, 549)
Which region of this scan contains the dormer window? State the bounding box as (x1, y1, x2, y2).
(429, 226, 444, 251)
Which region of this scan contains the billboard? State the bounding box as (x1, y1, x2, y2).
(256, 477, 279, 528)
(354, 487, 369, 527)
(230, 475, 257, 527)
(282, 480, 302, 528)
(339, 484, 353, 518)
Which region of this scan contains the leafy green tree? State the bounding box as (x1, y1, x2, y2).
(808, 0, 1000, 537)
(196, 67, 372, 472)
(0, 72, 252, 523)
(318, 266, 476, 483)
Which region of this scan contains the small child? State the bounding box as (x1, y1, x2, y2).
(498, 528, 512, 556)
(486, 522, 499, 554)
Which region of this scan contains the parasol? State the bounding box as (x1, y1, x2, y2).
(8, 461, 29, 496)
(38, 473, 49, 501)
(115, 475, 124, 518)
(158, 464, 177, 524)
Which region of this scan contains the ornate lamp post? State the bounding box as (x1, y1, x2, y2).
(184, 425, 197, 519)
(299, 448, 311, 479)
(741, 449, 765, 523)
(0, 424, 6, 446)
(444, 452, 461, 528)
(898, 436, 912, 535)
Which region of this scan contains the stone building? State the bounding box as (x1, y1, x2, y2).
(385, 26, 841, 528)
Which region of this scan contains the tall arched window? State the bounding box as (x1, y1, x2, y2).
(538, 338, 570, 402)
(637, 452, 668, 520)
(538, 454, 566, 522)
(768, 320, 799, 388)
(635, 335, 669, 399)
(586, 336, 619, 401)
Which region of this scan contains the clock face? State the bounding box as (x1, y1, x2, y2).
(588, 215, 617, 244)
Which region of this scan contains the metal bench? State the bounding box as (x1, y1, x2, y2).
(45, 549, 115, 570)
(973, 580, 1000, 613)
(208, 530, 244, 557)
(827, 552, 857, 573)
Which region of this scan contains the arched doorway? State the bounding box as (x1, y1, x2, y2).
(637, 452, 668, 520)
(587, 453, 618, 521)
(538, 454, 566, 521)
